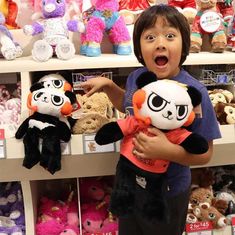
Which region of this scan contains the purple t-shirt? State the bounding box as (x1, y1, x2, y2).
(123, 67, 221, 196)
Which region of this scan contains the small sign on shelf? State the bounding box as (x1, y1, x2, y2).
(83, 134, 115, 154)
(0, 129, 6, 159)
(185, 222, 213, 235)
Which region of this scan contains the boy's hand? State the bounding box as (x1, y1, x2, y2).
(79, 76, 111, 97)
(132, 128, 171, 160)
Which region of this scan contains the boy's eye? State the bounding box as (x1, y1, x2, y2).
(145, 34, 156, 41)
(166, 33, 175, 40)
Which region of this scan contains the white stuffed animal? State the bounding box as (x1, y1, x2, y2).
(0, 12, 23, 60)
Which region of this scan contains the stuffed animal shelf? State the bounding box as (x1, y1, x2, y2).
(15, 82, 77, 174)
(190, 0, 227, 53)
(80, 0, 132, 57)
(23, 0, 85, 62)
(0, 12, 23, 60)
(95, 71, 209, 221)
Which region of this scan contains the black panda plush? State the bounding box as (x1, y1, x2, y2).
(95, 71, 209, 222)
(15, 83, 76, 174)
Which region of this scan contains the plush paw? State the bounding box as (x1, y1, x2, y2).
(32, 40, 53, 62)
(15, 45, 23, 58)
(1, 47, 17, 60)
(23, 25, 34, 36)
(55, 39, 75, 60)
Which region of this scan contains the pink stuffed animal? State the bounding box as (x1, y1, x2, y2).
(80, 0, 132, 56)
(81, 203, 107, 234)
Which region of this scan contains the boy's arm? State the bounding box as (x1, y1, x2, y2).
(80, 77, 125, 112)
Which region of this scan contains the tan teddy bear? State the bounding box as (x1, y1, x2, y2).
(190, 0, 227, 53)
(72, 92, 115, 134)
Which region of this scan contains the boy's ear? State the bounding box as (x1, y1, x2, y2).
(136, 71, 157, 89)
(187, 86, 202, 107)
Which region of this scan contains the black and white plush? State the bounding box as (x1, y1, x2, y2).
(95, 71, 209, 221)
(15, 83, 76, 174)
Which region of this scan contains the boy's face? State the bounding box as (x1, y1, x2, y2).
(140, 16, 182, 80)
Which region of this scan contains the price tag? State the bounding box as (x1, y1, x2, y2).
(0, 129, 6, 159)
(185, 222, 213, 235)
(200, 11, 221, 33)
(231, 216, 235, 234)
(83, 134, 115, 153)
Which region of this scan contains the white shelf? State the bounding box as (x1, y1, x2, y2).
(0, 51, 235, 73)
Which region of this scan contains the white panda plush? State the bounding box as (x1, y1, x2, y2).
(95, 71, 209, 222)
(15, 83, 76, 174)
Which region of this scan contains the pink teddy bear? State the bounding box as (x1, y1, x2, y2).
(80, 0, 132, 56)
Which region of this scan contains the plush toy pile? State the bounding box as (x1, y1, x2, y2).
(36, 191, 79, 235)
(0, 12, 23, 60)
(15, 75, 77, 174)
(208, 88, 235, 125)
(0, 182, 25, 235)
(186, 165, 235, 229)
(79, 176, 118, 234)
(95, 71, 209, 221)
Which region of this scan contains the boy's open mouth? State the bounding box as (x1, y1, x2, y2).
(155, 56, 168, 66)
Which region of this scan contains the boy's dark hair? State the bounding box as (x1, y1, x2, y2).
(133, 4, 190, 66)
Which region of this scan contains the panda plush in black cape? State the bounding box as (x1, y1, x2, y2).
(95, 71, 209, 222)
(15, 83, 76, 174)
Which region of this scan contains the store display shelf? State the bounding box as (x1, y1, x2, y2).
(1, 51, 235, 73)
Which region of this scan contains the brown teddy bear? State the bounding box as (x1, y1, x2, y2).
(189, 187, 214, 207)
(72, 92, 115, 134)
(190, 0, 227, 53)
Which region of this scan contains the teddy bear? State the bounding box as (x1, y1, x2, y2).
(0, 12, 23, 60)
(23, 0, 85, 62)
(190, 0, 227, 53)
(0, 0, 19, 29)
(80, 0, 132, 56)
(71, 92, 115, 134)
(15, 83, 76, 174)
(168, 0, 197, 24)
(214, 102, 235, 124)
(216, 0, 234, 25)
(95, 71, 209, 221)
(118, 0, 156, 25)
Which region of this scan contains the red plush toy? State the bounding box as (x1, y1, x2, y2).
(168, 0, 197, 24)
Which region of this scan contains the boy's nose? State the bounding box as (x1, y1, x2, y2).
(155, 36, 166, 50)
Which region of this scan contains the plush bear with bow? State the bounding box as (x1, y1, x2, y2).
(190, 0, 227, 53)
(15, 83, 76, 174)
(95, 71, 209, 221)
(23, 0, 85, 62)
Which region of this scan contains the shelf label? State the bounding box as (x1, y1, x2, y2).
(0, 129, 6, 159)
(231, 216, 235, 235)
(185, 222, 213, 235)
(83, 134, 115, 153)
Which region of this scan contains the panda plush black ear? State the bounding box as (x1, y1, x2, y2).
(30, 82, 44, 92)
(136, 71, 157, 89)
(65, 91, 77, 104)
(187, 86, 202, 107)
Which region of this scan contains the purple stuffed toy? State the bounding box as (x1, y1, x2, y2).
(23, 0, 85, 62)
(80, 0, 132, 56)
